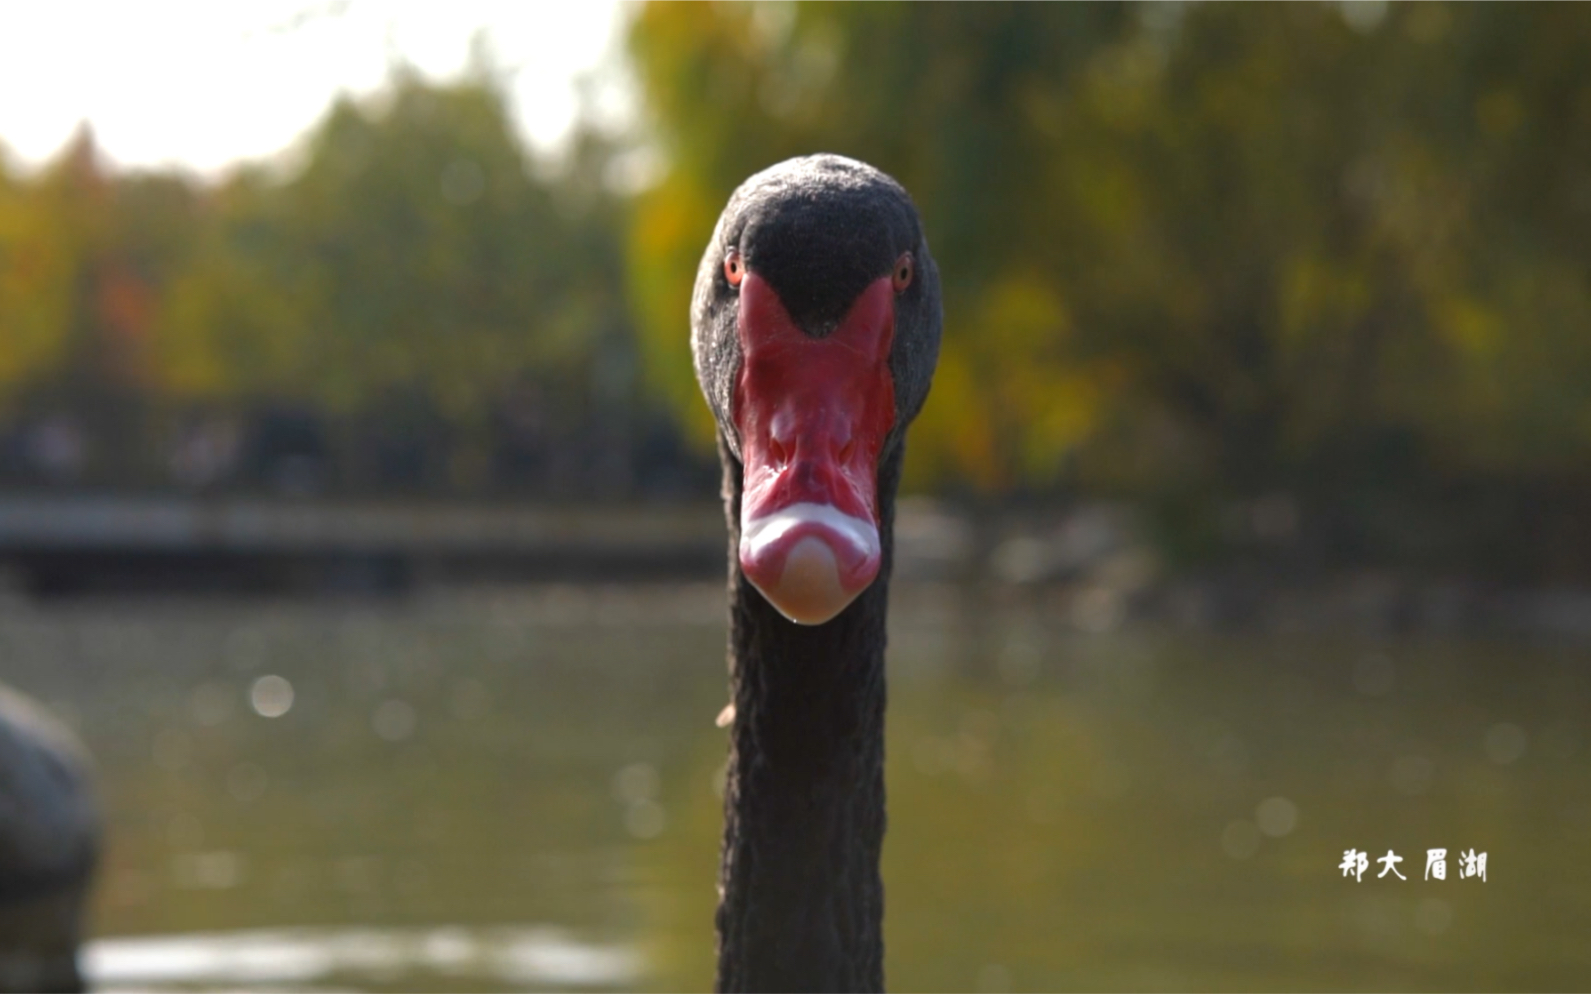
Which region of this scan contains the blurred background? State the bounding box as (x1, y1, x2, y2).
(1, 1, 1589, 990)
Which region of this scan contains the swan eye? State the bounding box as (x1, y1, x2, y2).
(892, 253, 914, 293)
(725, 250, 745, 288)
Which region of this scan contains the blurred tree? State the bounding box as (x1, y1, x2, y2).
(1, 3, 1588, 570)
(151, 58, 649, 492)
(0, 149, 75, 404)
(0, 128, 207, 482)
(1, 61, 674, 496)
(162, 65, 602, 420)
(627, 1, 1591, 572)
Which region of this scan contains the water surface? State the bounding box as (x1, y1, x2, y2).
(2, 584, 1585, 991)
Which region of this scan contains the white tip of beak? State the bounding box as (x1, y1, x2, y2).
(739, 502, 882, 625)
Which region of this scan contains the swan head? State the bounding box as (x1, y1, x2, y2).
(690, 155, 942, 625)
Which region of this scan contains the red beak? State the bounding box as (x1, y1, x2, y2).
(733, 271, 897, 624)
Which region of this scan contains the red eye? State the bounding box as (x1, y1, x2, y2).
(725, 250, 745, 288)
(892, 253, 914, 293)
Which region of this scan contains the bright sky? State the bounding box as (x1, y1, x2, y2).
(0, 0, 631, 177)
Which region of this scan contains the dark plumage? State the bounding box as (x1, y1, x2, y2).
(0, 685, 98, 993)
(692, 154, 941, 993)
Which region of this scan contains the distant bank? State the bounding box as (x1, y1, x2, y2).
(0, 495, 727, 595)
(2, 493, 1587, 644)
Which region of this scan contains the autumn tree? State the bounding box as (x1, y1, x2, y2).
(627, 1, 1591, 573)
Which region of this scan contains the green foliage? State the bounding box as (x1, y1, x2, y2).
(1, 4, 1589, 570)
(626, 2, 1591, 554)
(0, 153, 76, 397)
(157, 68, 629, 424)
(0, 66, 642, 493)
(0, 130, 206, 407)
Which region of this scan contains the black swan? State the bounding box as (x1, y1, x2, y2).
(691, 154, 941, 992)
(0, 685, 98, 993)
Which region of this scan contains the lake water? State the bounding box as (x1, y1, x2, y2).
(2, 583, 1587, 991)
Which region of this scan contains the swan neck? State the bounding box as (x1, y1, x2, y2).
(714, 435, 899, 993)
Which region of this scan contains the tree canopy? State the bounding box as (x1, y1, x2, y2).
(1, 3, 1588, 572)
(627, 1, 1591, 572)
(0, 62, 669, 494)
